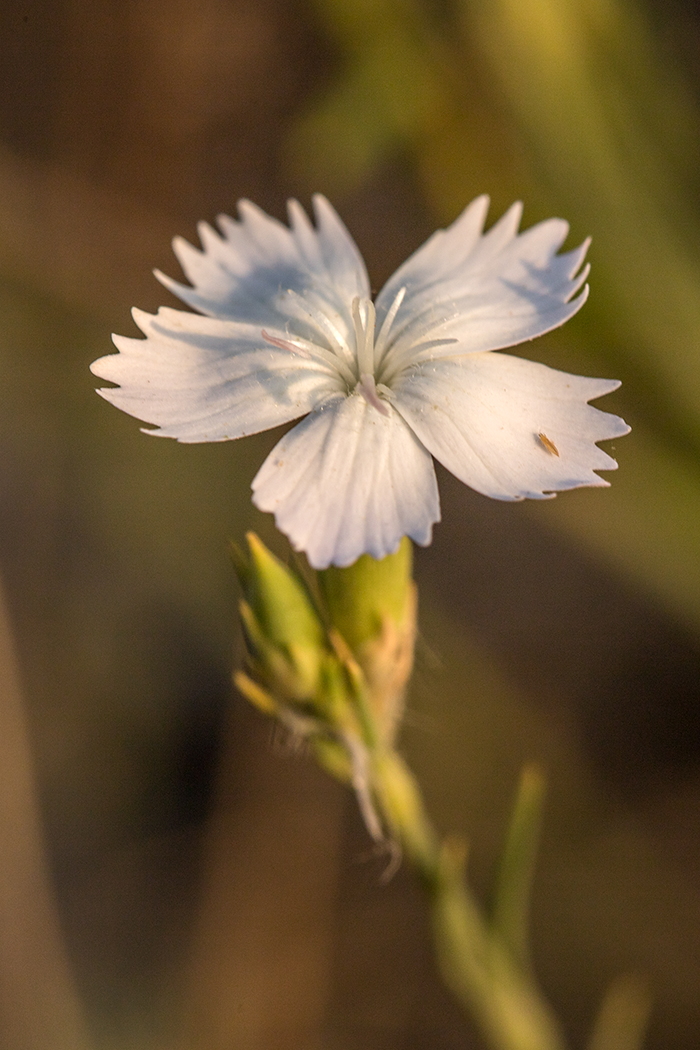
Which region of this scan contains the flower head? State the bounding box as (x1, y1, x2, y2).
(91, 195, 629, 569)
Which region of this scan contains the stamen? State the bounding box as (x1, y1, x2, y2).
(380, 337, 459, 386)
(411, 337, 459, 353)
(351, 297, 377, 378)
(373, 286, 406, 367)
(358, 373, 390, 416)
(351, 298, 365, 375)
(384, 299, 461, 357)
(261, 329, 312, 358)
(261, 328, 356, 387)
(364, 300, 376, 372)
(282, 288, 348, 358)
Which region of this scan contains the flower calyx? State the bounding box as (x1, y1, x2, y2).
(318, 537, 417, 746)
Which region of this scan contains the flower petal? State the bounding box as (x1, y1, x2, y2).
(90, 306, 342, 442)
(155, 195, 370, 334)
(389, 353, 630, 500)
(252, 394, 440, 568)
(375, 197, 590, 371)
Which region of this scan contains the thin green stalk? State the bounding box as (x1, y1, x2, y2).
(491, 764, 546, 970)
(371, 749, 567, 1050)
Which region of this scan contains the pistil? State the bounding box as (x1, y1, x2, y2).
(358, 373, 389, 417)
(352, 297, 376, 378)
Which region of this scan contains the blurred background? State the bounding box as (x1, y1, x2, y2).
(0, 0, 699, 1048)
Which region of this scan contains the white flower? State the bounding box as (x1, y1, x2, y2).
(91, 195, 629, 569)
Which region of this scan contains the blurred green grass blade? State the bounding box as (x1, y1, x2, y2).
(587, 975, 652, 1050)
(286, 0, 445, 191)
(491, 764, 546, 969)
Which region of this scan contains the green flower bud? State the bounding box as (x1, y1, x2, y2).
(235, 533, 326, 702)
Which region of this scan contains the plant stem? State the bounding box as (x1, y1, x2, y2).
(371, 749, 568, 1050)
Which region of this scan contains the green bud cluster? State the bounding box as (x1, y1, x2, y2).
(233, 533, 418, 803)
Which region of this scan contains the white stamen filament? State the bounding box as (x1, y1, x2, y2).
(261, 329, 356, 385)
(261, 329, 312, 358)
(283, 288, 348, 359)
(377, 307, 461, 382)
(379, 298, 461, 368)
(379, 336, 459, 386)
(373, 286, 406, 368)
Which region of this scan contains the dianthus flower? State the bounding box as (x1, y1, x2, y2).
(91, 195, 629, 568)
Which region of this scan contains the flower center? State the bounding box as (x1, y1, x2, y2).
(265, 286, 413, 418)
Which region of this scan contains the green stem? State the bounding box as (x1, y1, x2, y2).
(371, 750, 567, 1050)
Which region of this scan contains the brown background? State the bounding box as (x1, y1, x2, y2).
(0, 2, 698, 1049)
